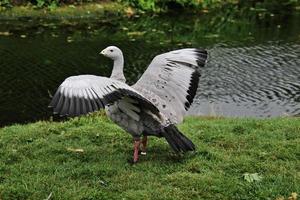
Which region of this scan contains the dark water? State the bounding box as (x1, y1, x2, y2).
(0, 10, 300, 126)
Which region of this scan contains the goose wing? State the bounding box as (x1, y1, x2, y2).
(133, 48, 208, 124)
(49, 75, 159, 117)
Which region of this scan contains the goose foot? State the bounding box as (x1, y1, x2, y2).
(141, 135, 148, 155)
(132, 139, 141, 163)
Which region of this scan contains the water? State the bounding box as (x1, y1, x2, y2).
(0, 10, 300, 126)
(190, 43, 300, 117)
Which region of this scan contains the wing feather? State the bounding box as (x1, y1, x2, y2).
(49, 75, 160, 118)
(54, 88, 65, 114)
(87, 88, 100, 111)
(63, 89, 72, 116)
(133, 48, 208, 123)
(84, 89, 93, 113)
(68, 89, 75, 116)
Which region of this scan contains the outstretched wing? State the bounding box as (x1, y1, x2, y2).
(133, 48, 208, 124)
(49, 75, 159, 117)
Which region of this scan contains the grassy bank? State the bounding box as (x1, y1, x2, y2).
(0, 2, 123, 19)
(0, 114, 299, 199)
(1, 0, 300, 20)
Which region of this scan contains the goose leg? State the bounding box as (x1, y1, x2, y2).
(133, 139, 141, 163)
(141, 136, 147, 155)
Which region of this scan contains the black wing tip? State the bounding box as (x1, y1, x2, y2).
(194, 48, 208, 68)
(186, 48, 207, 107)
(195, 48, 207, 54)
(49, 92, 102, 118)
(185, 70, 201, 110)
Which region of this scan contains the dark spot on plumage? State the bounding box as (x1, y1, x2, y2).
(184, 102, 190, 110)
(162, 104, 166, 108)
(164, 67, 173, 71)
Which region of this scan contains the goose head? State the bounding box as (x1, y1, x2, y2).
(100, 46, 123, 61)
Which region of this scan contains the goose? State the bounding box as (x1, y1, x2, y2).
(49, 46, 208, 163)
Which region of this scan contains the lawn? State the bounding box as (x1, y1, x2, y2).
(0, 113, 299, 199)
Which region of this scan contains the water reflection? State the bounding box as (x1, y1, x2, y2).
(0, 11, 299, 126)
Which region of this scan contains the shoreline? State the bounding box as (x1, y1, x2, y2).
(0, 2, 125, 20)
(1, 2, 299, 21)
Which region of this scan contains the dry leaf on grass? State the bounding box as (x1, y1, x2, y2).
(67, 148, 84, 153)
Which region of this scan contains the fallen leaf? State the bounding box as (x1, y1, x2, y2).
(67, 148, 84, 153)
(243, 173, 263, 182)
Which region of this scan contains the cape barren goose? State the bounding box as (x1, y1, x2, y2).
(49, 46, 208, 163)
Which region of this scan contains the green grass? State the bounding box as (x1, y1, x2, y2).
(0, 114, 299, 199)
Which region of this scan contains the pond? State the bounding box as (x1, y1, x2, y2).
(0, 9, 300, 126)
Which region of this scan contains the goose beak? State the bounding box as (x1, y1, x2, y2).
(100, 50, 105, 55)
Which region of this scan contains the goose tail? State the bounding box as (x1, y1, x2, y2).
(162, 124, 195, 153)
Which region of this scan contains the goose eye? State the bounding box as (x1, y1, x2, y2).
(110, 49, 114, 52)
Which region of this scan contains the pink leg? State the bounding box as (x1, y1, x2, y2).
(133, 140, 141, 163)
(141, 136, 148, 155)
